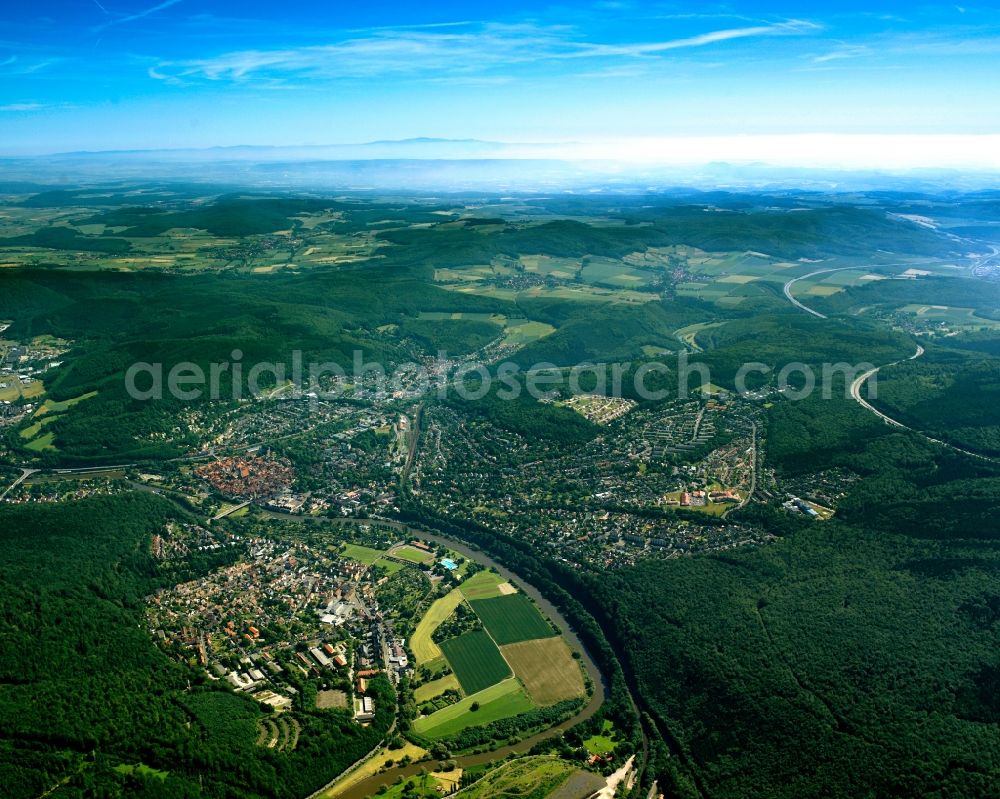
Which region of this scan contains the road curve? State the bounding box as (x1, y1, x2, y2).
(849, 345, 924, 428)
(782, 269, 844, 318)
(783, 264, 917, 318)
(850, 345, 999, 462)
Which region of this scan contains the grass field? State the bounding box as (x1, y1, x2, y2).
(414, 672, 462, 703)
(114, 764, 168, 782)
(24, 431, 57, 451)
(459, 570, 506, 600)
(374, 557, 406, 574)
(470, 595, 556, 645)
(502, 319, 555, 346)
(438, 630, 511, 694)
(33, 390, 97, 417)
(341, 543, 385, 565)
(411, 587, 465, 665)
(584, 720, 618, 756)
(415, 311, 554, 350)
(19, 414, 60, 440)
(411, 677, 532, 739)
(500, 637, 585, 706)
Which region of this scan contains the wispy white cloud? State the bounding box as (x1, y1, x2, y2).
(149, 19, 820, 86)
(93, 0, 184, 33)
(575, 20, 820, 57)
(0, 54, 65, 75)
(0, 102, 45, 112)
(812, 45, 871, 64)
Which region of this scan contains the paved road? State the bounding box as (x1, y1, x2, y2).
(849, 345, 924, 429)
(782, 263, 927, 318)
(782, 268, 859, 318)
(850, 345, 999, 462)
(0, 467, 38, 501)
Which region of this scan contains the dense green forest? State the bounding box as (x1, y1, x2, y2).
(575, 392, 1000, 798)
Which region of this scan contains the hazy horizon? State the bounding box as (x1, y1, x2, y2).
(3, 2, 1000, 170)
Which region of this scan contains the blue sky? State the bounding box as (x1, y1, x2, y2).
(2, 2, 1000, 160)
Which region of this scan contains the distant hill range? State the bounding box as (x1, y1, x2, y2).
(2, 137, 999, 192)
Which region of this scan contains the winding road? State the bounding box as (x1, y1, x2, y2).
(848, 345, 924, 429)
(849, 344, 999, 463)
(782, 267, 864, 318)
(784, 264, 1000, 464)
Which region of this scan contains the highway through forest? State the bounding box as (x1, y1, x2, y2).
(849, 345, 999, 462)
(784, 263, 1000, 464)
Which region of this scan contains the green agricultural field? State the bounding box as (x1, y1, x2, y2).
(340, 543, 385, 565)
(579, 258, 654, 288)
(411, 587, 466, 665)
(438, 630, 511, 694)
(411, 677, 532, 739)
(459, 570, 506, 600)
(518, 254, 581, 276)
(898, 304, 1000, 329)
(470, 595, 556, 645)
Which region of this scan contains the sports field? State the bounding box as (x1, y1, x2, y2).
(389, 544, 435, 564)
(411, 677, 533, 739)
(459, 570, 506, 600)
(411, 588, 465, 664)
(470, 594, 556, 645)
(500, 637, 585, 706)
(438, 630, 511, 694)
